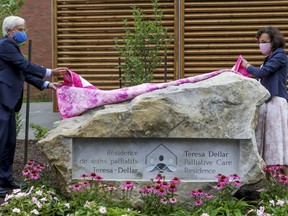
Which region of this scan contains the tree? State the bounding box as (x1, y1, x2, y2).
(0, 0, 24, 35)
(114, 0, 173, 86)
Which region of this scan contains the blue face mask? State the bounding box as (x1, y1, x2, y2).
(13, 31, 27, 44)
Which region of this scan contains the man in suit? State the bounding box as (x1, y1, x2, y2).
(0, 15, 67, 196)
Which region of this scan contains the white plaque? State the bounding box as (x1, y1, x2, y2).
(72, 138, 240, 181)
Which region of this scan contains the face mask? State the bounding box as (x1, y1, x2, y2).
(13, 31, 27, 44)
(259, 42, 272, 56)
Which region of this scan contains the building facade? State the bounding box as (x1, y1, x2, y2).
(20, 0, 288, 102)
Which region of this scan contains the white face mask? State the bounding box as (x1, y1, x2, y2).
(259, 42, 272, 56)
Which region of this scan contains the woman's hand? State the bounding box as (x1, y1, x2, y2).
(241, 58, 250, 69)
(51, 67, 68, 77)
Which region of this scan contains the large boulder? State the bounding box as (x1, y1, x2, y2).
(38, 72, 270, 195)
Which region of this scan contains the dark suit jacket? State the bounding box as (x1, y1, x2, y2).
(0, 37, 47, 112)
(247, 48, 288, 102)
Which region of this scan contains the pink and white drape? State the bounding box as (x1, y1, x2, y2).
(56, 69, 233, 119)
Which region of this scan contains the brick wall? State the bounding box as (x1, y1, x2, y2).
(19, 0, 54, 101)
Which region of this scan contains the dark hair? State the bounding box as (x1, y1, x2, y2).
(256, 26, 286, 51)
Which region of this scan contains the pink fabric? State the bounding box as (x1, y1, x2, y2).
(56, 69, 231, 119)
(255, 96, 288, 165)
(62, 71, 98, 89)
(232, 55, 251, 78)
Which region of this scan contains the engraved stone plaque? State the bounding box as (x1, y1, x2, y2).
(72, 138, 240, 181)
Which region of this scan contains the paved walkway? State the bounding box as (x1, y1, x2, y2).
(18, 102, 61, 140)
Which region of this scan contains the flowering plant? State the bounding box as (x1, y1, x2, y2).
(0, 186, 69, 215)
(68, 173, 139, 215)
(70, 201, 139, 216)
(189, 174, 254, 215)
(138, 173, 183, 215)
(0, 160, 69, 215)
(21, 160, 51, 188)
(69, 173, 105, 209)
(243, 165, 288, 216)
(245, 200, 288, 216)
(3, 159, 288, 215)
(260, 165, 288, 201)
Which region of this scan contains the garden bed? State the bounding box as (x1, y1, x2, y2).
(0, 139, 56, 204)
(1, 140, 286, 216)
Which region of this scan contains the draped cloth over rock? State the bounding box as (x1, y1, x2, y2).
(56, 69, 232, 119)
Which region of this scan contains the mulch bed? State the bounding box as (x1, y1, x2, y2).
(0, 139, 52, 204)
(13, 139, 45, 180)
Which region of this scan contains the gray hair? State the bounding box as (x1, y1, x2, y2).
(2, 16, 25, 37)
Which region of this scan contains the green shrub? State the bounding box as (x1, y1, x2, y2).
(30, 123, 49, 140)
(0, 0, 24, 35)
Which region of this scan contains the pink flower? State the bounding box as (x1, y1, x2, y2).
(169, 197, 177, 203)
(88, 173, 103, 182)
(161, 181, 169, 189)
(190, 190, 199, 197)
(264, 165, 283, 173)
(71, 184, 82, 191)
(171, 177, 180, 184)
(205, 193, 213, 199)
(145, 185, 154, 193)
(191, 189, 204, 196)
(29, 170, 40, 180)
(140, 185, 154, 194)
(155, 179, 162, 186)
(273, 164, 284, 170)
(22, 168, 30, 176)
(33, 166, 42, 172)
(168, 183, 177, 192)
(160, 198, 168, 205)
(90, 172, 97, 179)
(139, 188, 148, 194)
(213, 184, 223, 190)
(94, 176, 103, 181)
(154, 185, 161, 192)
(37, 163, 46, 171)
(106, 185, 116, 191)
(194, 199, 204, 206)
(81, 181, 90, 187)
(155, 173, 163, 180)
(218, 175, 229, 186)
(216, 173, 223, 179)
(156, 188, 166, 196)
(232, 180, 242, 187)
(81, 174, 89, 179)
(197, 189, 204, 196)
(278, 175, 288, 184)
(26, 160, 35, 168)
(121, 181, 134, 190)
(230, 174, 240, 180)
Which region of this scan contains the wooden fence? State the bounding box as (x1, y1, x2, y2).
(54, 0, 288, 89)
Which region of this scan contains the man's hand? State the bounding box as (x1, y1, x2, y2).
(51, 67, 68, 77)
(48, 82, 62, 90)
